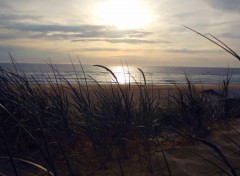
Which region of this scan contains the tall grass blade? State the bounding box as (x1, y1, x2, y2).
(0, 157, 54, 176)
(183, 25, 240, 61)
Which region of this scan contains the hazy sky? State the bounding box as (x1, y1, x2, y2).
(0, 0, 240, 67)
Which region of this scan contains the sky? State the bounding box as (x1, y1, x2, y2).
(0, 0, 240, 67)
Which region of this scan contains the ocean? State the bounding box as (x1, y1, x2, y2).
(1, 63, 240, 85)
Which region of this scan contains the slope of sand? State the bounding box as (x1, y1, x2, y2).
(94, 119, 240, 176)
(165, 119, 240, 176)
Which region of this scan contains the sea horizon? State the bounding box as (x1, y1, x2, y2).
(1, 62, 240, 85)
(1, 61, 240, 69)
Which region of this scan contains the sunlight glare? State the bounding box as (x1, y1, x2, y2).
(96, 0, 151, 29)
(110, 66, 131, 84)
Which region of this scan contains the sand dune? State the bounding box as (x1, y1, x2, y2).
(93, 119, 240, 176)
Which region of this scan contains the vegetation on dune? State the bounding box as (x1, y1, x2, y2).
(0, 29, 240, 175)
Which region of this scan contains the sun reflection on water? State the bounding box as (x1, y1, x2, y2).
(108, 66, 137, 84)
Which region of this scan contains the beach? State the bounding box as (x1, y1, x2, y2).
(1, 64, 240, 175)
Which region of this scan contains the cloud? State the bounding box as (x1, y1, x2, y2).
(0, 14, 152, 36)
(207, 0, 240, 11)
(0, 14, 157, 44)
(219, 33, 240, 39)
(0, 33, 16, 39)
(0, 14, 154, 41)
(5, 23, 103, 33)
(71, 38, 170, 44)
(172, 12, 198, 20)
(165, 49, 221, 54)
(70, 48, 120, 52)
(0, 1, 10, 9)
(46, 30, 152, 39)
(0, 14, 41, 26)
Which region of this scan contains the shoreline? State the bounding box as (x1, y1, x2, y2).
(36, 83, 240, 97)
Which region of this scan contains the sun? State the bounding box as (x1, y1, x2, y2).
(96, 0, 151, 29)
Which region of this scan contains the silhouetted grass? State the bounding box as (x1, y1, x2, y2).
(0, 28, 240, 175)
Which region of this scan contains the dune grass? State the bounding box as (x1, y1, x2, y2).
(0, 29, 240, 175)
